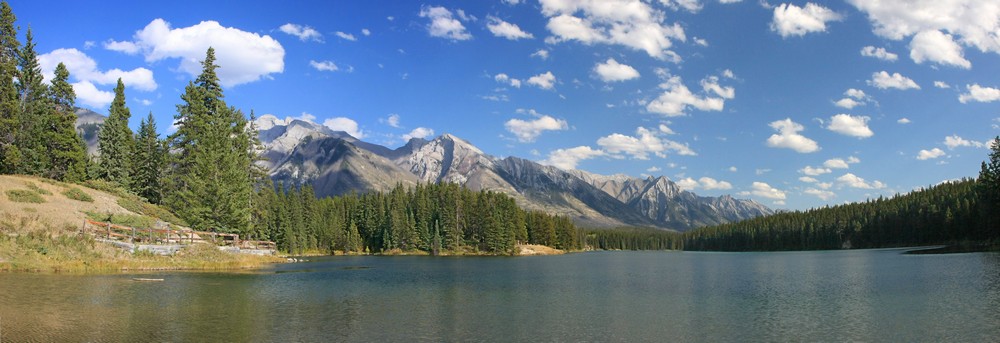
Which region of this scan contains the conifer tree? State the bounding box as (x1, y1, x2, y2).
(14, 27, 47, 175)
(0, 0, 19, 173)
(98, 78, 133, 187)
(979, 137, 1000, 236)
(46, 62, 87, 181)
(132, 112, 163, 203)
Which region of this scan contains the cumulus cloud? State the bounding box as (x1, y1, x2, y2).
(835, 88, 868, 109)
(766, 118, 820, 153)
(403, 127, 435, 141)
(279, 23, 323, 42)
(770, 2, 843, 38)
(749, 182, 786, 200)
(527, 71, 556, 89)
(661, 0, 703, 12)
(827, 114, 874, 138)
(959, 84, 1000, 103)
(383, 114, 401, 128)
(646, 75, 732, 116)
(505, 113, 569, 142)
(860, 46, 898, 61)
(542, 146, 605, 170)
(494, 73, 522, 88)
(594, 58, 640, 82)
(917, 148, 946, 160)
(419, 6, 472, 41)
(597, 126, 696, 160)
(800, 165, 832, 176)
(110, 19, 284, 87)
(799, 176, 819, 183)
(323, 117, 365, 139)
(804, 188, 836, 200)
(531, 49, 550, 60)
(934, 81, 950, 89)
(38, 48, 157, 92)
(837, 173, 886, 189)
(897, 118, 911, 124)
(868, 71, 920, 90)
(944, 135, 986, 149)
(909, 30, 971, 69)
(848, 0, 1000, 65)
(104, 40, 140, 54)
(681, 176, 733, 190)
(309, 60, 339, 72)
(539, 0, 686, 61)
(487, 16, 534, 40)
(835, 98, 861, 109)
(70, 80, 114, 108)
(335, 31, 357, 41)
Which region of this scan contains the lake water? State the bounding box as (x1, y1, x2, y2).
(2, 249, 999, 342)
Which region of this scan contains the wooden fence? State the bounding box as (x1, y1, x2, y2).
(79, 219, 276, 250)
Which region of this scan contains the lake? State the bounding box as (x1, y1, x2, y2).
(2, 249, 999, 342)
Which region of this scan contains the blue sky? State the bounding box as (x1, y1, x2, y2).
(12, 0, 1000, 210)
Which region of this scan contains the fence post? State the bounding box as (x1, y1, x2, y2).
(107, 222, 111, 239)
(80, 219, 86, 236)
(131, 227, 136, 243)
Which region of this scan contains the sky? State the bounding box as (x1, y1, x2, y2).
(10, 0, 1000, 210)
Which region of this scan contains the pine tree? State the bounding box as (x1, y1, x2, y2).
(0, 0, 19, 173)
(132, 112, 163, 203)
(98, 79, 133, 187)
(166, 48, 256, 233)
(979, 137, 1000, 237)
(46, 62, 87, 181)
(14, 27, 47, 175)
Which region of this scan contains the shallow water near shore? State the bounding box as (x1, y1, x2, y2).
(2, 249, 999, 341)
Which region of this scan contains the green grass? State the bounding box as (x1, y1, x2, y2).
(62, 187, 94, 202)
(6, 189, 45, 203)
(39, 178, 68, 188)
(24, 182, 52, 195)
(117, 197, 188, 227)
(84, 211, 156, 230)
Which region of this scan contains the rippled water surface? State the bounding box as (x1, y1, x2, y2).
(2, 249, 1000, 342)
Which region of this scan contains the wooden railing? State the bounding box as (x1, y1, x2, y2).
(79, 219, 276, 250)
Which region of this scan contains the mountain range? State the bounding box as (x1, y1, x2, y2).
(75, 110, 772, 231)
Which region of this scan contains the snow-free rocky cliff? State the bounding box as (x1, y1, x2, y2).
(256, 115, 772, 231)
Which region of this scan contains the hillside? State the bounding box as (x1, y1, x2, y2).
(0, 175, 136, 230)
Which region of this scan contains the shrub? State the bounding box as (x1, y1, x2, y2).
(62, 187, 94, 202)
(82, 179, 132, 198)
(6, 189, 45, 203)
(24, 182, 51, 195)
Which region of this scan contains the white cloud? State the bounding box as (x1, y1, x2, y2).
(362, 29, 371, 36)
(800, 165, 832, 176)
(835, 98, 862, 109)
(837, 173, 886, 189)
(766, 118, 820, 153)
(487, 16, 534, 40)
(658, 123, 676, 135)
(804, 188, 836, 200)
(728, 166, 738, 172)
(542, 146, 605, 170)
(83, 41, 96, 49)
(827, 114, 874, 138)
(527, 71, 556, 90)
(419, 6, 472, 41)
(693, 37, 708, 46)
(71, 80, 114, 108)
(647, 166, 662, 172)
(661, 0, 703, 12)
(959, 84, 1000, 103)
(335, 31, 357, 41)
(934, 81, 950, 89)
(531, 49, 550, 60)
(594, 58, 640, 82)
(540, 0, 686, 61)
(836, 88, 867, 109)
(385, 114, 401, 128)
(309, 60, 339, 72)
(113, 19, 284, 87)
(597, 126, 695, 160)
(868, 71, 920, 90)
(860, 46, 898, 61)
(494, 73, 522, 88)
(104, 40, 140, 54)
(898, 118, 911, 124)
(676, 177, 732, 191)
(646, 75, 730, 116)
(279, 23, 323, 42)
(849, 0, 1000, 63)
(824, 159, 849, 169)
(504, 0, 523, 5)
(505, 114, 569, 142)
(917, 148, 946, 160)
(750, 182, 786, 200)
(770, 3, 843, 38)
(909, 30, 971, 69)
(38, 48, 157, 92)
(799, 176, 818, 183)
(676, 177, 699, 190)
(403, 127, 435, 141)
(845, 88, 866, 99)
(944, 135, 986, 149)
(323, 117, 365, 139)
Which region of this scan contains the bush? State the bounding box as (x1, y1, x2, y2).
(117, 197, 187, 227)
(82, 179, 132, 198)
(62, 187, 94, 202)
(6, 189, 45, 203)
(24, 182, 51, 195)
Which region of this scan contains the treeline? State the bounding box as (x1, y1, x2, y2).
(248, 183, 584, 255)
(586, 227, 682, 251)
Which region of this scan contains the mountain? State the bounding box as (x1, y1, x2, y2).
(257, 116, 772, 231)
(74, 108, 105, 156)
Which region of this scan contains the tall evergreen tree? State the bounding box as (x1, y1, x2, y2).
(979, 137, 1000, 236)
(14, 27, 47, 175)
(132, 112, 163, 203)
(46, 62, 87, 181)
(166, 47, 256, 233)
(98, 78, 133, 186)
(0, 0, 19, 173)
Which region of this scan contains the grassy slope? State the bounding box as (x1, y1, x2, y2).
(0, 175, 283, 273)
